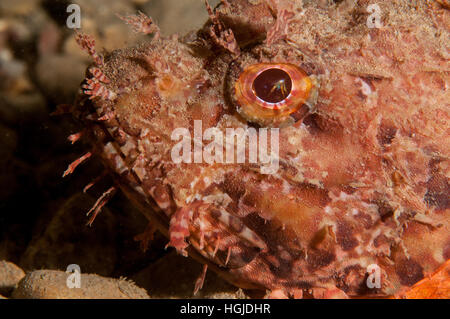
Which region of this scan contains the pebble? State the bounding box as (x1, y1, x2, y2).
(12, 270, 150, 299)
(0, 261, 26, 296)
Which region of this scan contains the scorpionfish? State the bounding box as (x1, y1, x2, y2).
(67, 0, 449, 298)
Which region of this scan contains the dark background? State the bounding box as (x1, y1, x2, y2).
(0, 0, 243, 298)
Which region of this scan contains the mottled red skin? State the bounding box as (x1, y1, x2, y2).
(73, 0, 449, 298)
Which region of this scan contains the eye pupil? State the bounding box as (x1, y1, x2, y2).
(252, 68, 292, 103)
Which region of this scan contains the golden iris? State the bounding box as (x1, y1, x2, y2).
(234, 63, 314, 127)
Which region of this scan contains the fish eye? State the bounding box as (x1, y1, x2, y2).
(252, 68, 292, 104)
(232, 63, 317, 127)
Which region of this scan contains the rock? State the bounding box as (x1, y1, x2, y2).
(0, 52, 27, 91)
(37, 21, 62, 56)
(0, 91, 48, 126)
(0, 18, 33, 44)
(131, 0, 150, 4)
(35, 54, 87, 104)
(64, 20, 147, 59)
(66, 0, 149, 52)
(74, 0, 136, 26)
(20, 192, 118, 277)
(12, 270, 150, 299)
(0, 2, 48, 51)
(0, 35, 35, 94)
(0, 0, 40, 16)
(102, 22, 149, 51)
(62, 19, 99, 62)
(0, 261, 25, 296)
(143, 0, 221, 36)
(131, 251, 244, 299)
